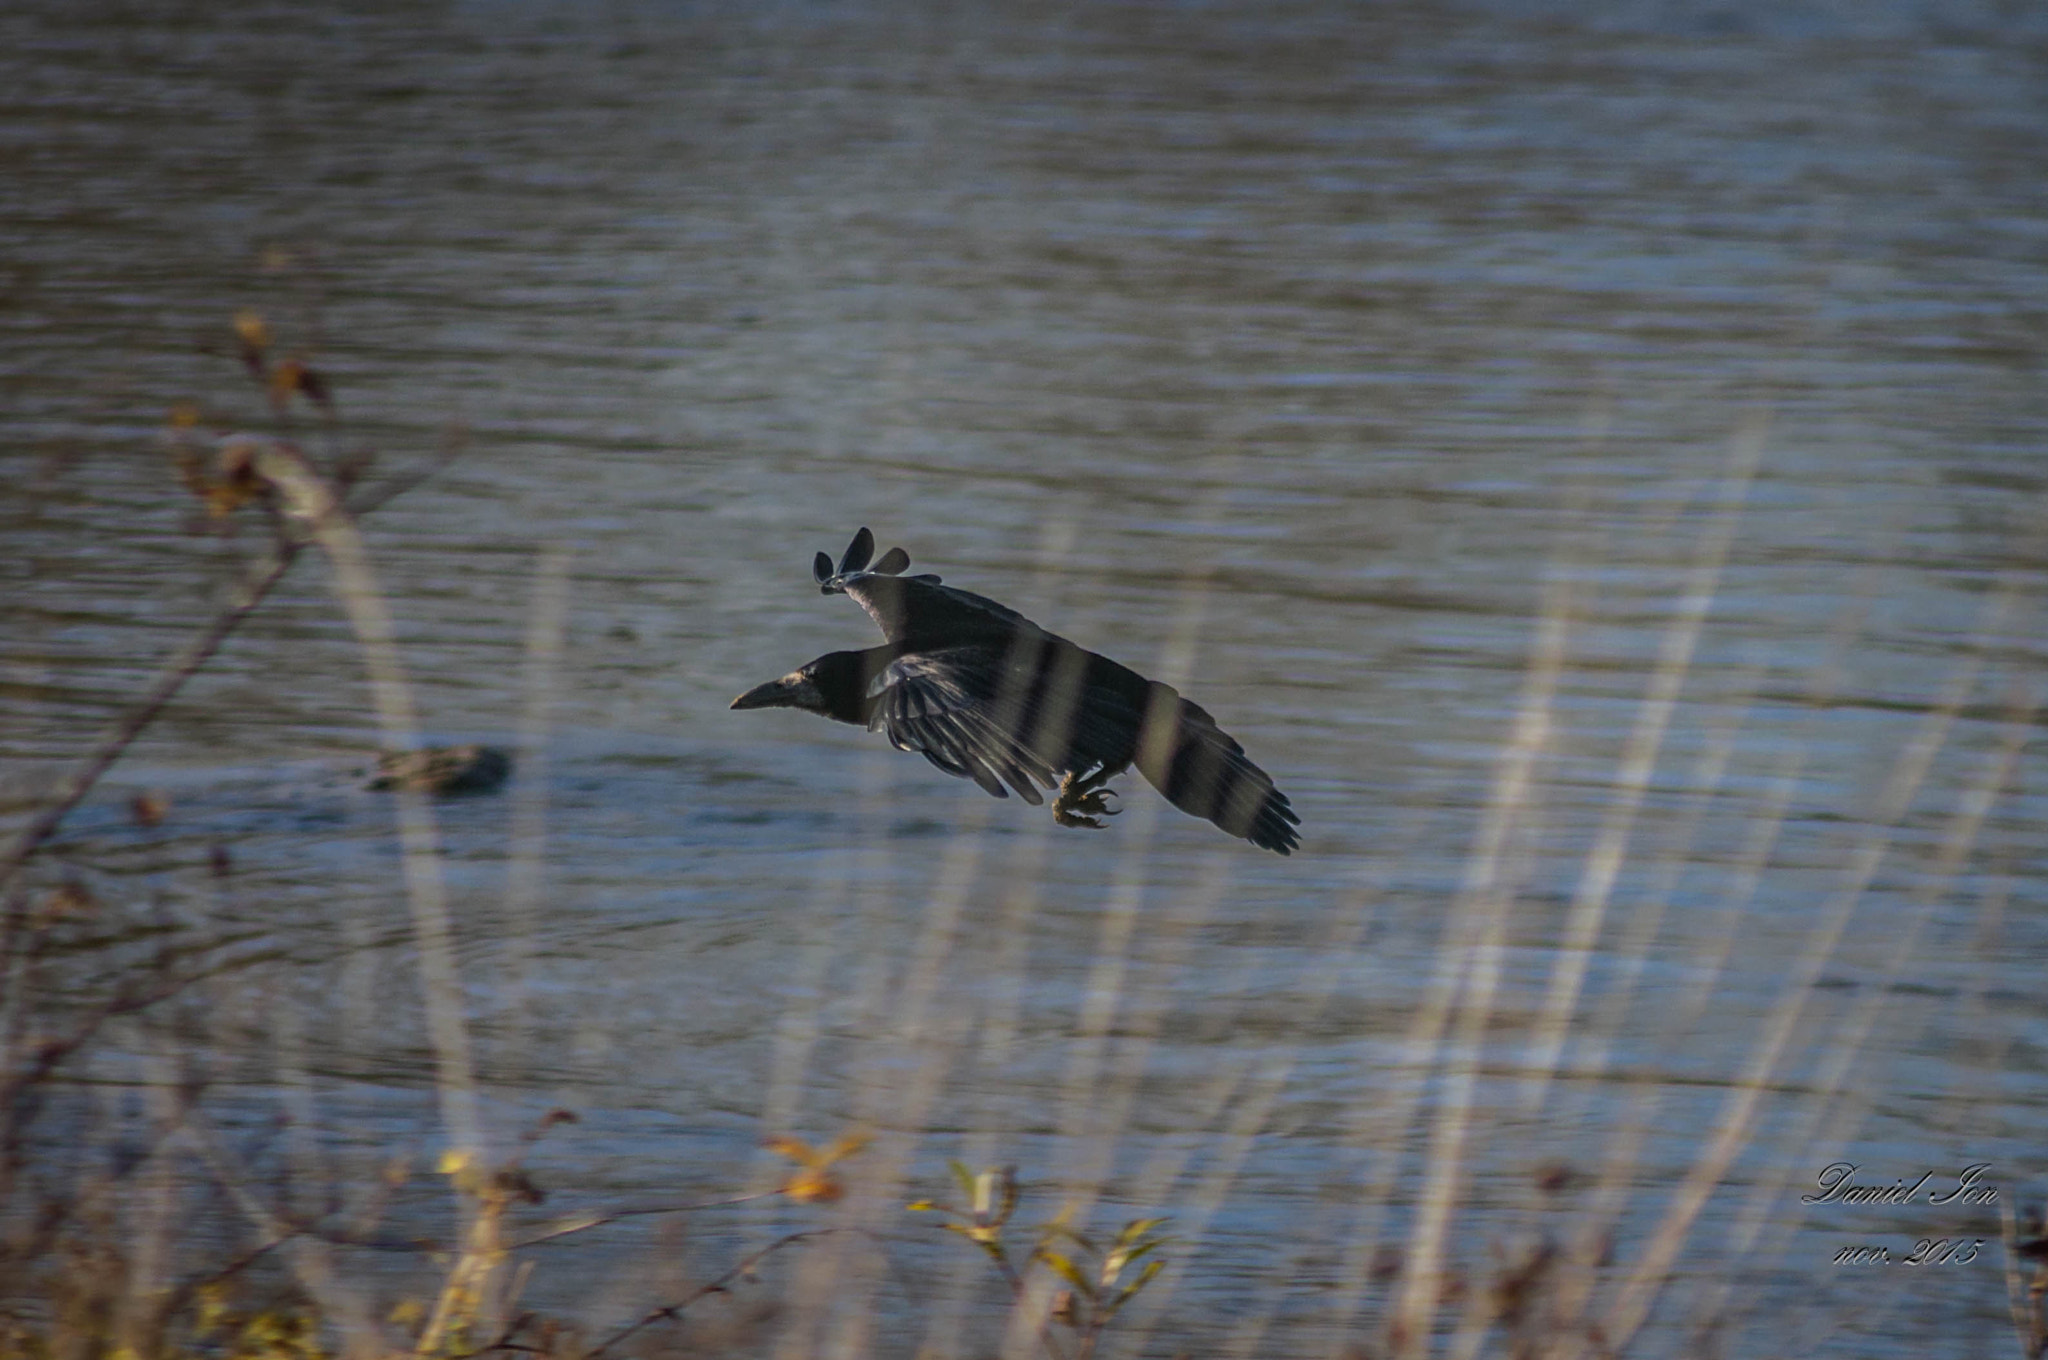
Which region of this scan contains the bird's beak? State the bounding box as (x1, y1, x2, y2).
(731, 677, 797, 710)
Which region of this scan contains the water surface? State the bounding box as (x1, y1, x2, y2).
(4, 2, 2046, 1355)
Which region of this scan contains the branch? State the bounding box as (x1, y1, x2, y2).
(0, 543, 301, 897)
(582, 1229, 847, 1360)
(509, 1191, 781, 1250)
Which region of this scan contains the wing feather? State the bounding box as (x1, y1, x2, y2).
(1133, 692, 1300, 854)
(838, 573, 1037, 646)
(829, 568, 1301, 852)
(869, 649, 1070, 805)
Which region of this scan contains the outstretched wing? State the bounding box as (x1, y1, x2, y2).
(1132, 691, 1301, 855)
(873, 641, 1300, 853)
(867, 648, 1060, 803)
(839, 573, 1037, 646)
(813, 529, 1036, 646)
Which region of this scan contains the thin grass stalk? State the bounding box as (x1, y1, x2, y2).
(1064, 846, 1237, 1214)
(1520, 412, 1769, 1116)
(768, 765, 900, 1360)
(1543, 508, 1888, 1351)
(1197, 820, 1438, 1360)
(1597, 571, 2018, 1352)
(1550, 668, 1762, 1115)
(749, 846, 856, 1199)
(1000, 482, 1235, 1360)
(1489, 671, 1761, 1349)
(1539, 752, 1804, 1348)
(915, 825, 1056, 1360)
(1998, 1196, 2041, 1359)
(1125, 876, 1392, 1360)
(500, 543, 573, 1037)
(1380, 560, 1577, 1357)
(825, 809, 992, 1360)
(989, 800, 1163, 1360)
(309, 502, 481, 1158)
(1315, 481, 1603, 1355)
(1314, 563, 1576, 1354)
(1691, 678, 2036, 1351)
(120, 1039, 190, 1359)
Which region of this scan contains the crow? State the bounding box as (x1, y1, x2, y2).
(732, 529, 1300, 854)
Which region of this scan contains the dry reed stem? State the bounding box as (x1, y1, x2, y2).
(501, 543, 574, 1035)
(999, 468, 1237, 1360)
(824, 813, 992, 1360)
(1383, 559, 1577, 1358)
(1541, 753, 1804, 1347)
(307, 498, 482, 1160)
(912, 516, 1078, 1360)
(1690, 676, 2037, 1351)
(1520, 411, 1768, 1117)
(1124, 874, 1390, 1360)
(749, 839, 861, 1211)
(915, 823, 1058, 1358)
(1549, 667, 1763, 1119)
(1197, 819, 1440, 1360)
(765, 776, 900, 1360)
(1311, 473, 1611, 1354)
(1540, 505, 1892, 1352)
(1597, 566, 2021, 1352)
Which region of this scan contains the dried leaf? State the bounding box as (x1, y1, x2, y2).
(781, 1166, 844, 1204)
(234, 310, 270, 352)
(129, 791, 169, 827)
(39, 881, 96, 923)
(763, 1135, 815, 1165)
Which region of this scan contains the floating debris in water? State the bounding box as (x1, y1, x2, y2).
(368, 745, 512, 795)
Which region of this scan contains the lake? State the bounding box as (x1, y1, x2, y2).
(3, 2, 2045, 1356)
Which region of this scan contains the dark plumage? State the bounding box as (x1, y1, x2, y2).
(731, 529, 1300, 854)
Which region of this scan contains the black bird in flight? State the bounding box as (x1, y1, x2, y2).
(732, 529, 1300, 854)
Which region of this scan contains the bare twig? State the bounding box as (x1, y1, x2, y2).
(0, 544, 301, 898)
(509, 1192, 782, 1250)
(583, 1229, 848, 1360)
(345, 424, 468, 518)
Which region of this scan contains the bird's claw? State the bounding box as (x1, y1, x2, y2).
(1051, 774, 1120, 830)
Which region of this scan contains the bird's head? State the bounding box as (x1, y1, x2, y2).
(730, 665, 827, 714)
(731, 650, 874, 725)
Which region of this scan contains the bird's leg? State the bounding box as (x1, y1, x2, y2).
(1051, 764, 1122, 830)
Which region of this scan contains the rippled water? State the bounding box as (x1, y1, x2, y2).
(5, 2, 2047, 1355)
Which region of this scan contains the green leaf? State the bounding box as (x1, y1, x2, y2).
(1115, 1216, 1171, 1247)
(949, 1160, 978, 1202)
(1119, 1239, 1167, 1269)
(1103, 1258, 1166, 1318)
(1035, 1249, 1095, 1299)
